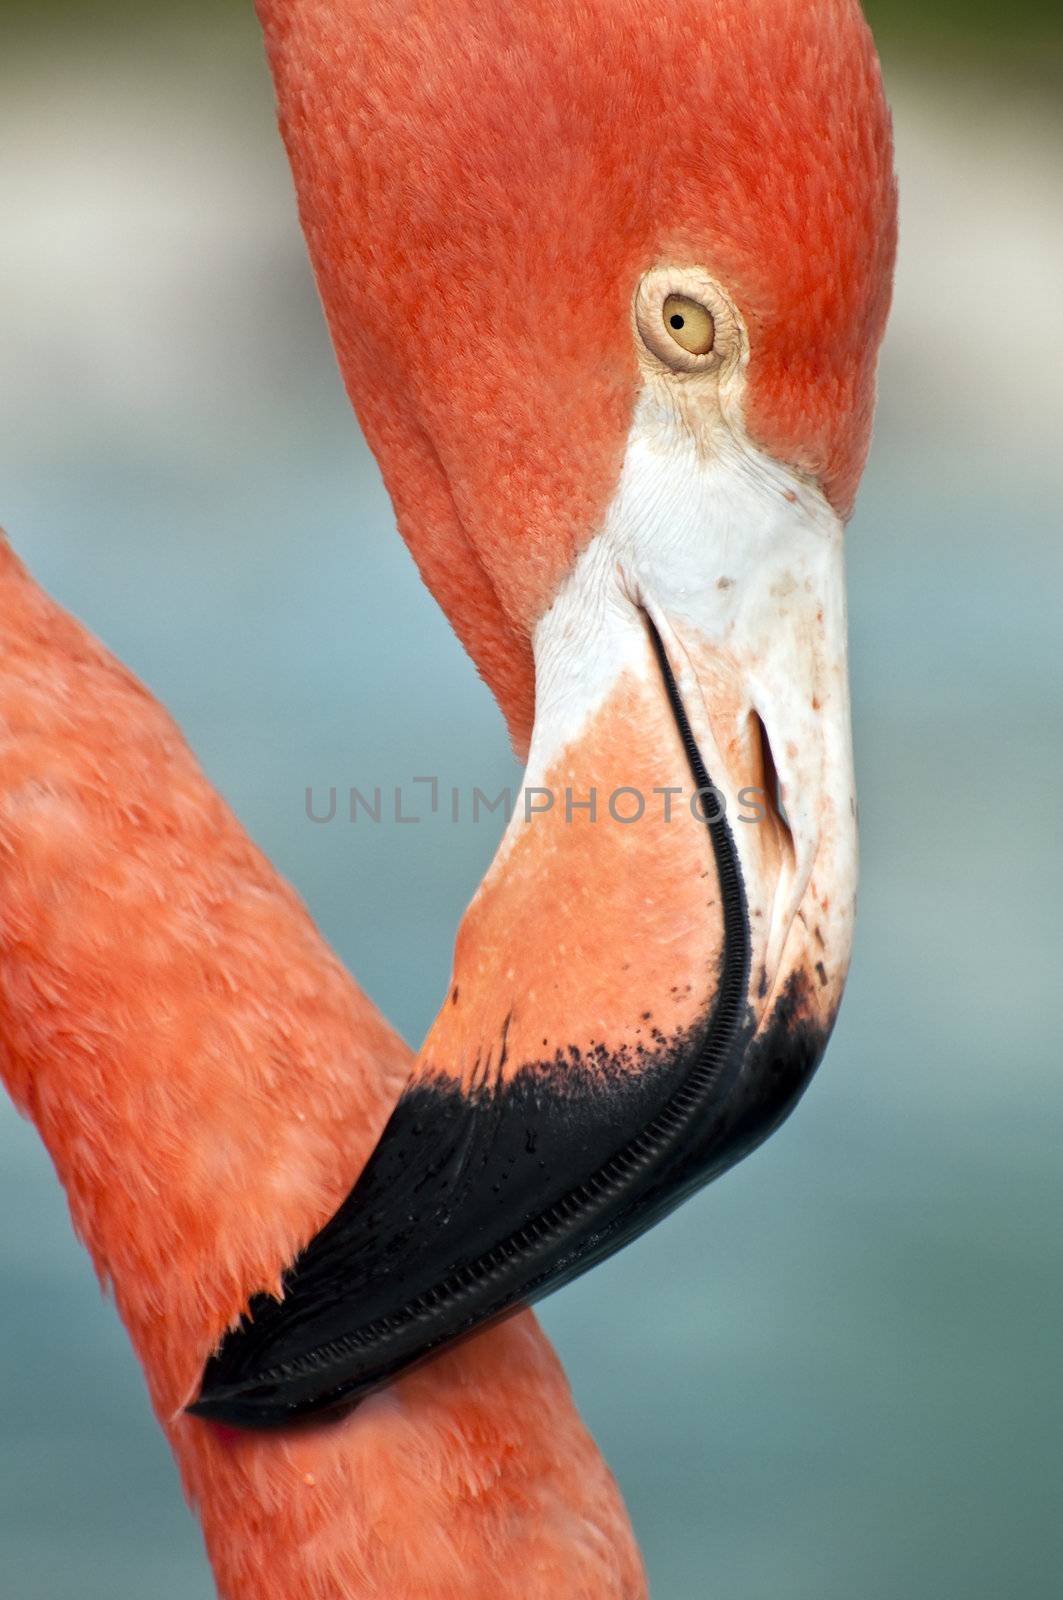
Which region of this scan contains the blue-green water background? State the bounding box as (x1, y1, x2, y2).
(1, 14, 1061, 1598)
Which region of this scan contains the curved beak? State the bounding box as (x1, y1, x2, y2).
(191, 436, 857, 1429)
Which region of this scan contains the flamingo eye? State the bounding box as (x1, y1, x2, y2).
(635, 267, 740, 376)
(662, 295, 714, 356)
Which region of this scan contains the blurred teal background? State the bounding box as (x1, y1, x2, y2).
(1, 4, 1061, 1598)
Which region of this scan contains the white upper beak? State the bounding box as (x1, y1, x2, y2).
(527, 387, 858, 1038)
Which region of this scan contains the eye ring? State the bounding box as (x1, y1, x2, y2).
(634, 267, 741, 376)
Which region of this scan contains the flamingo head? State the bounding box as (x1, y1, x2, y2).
(193, 0, 896, 1424)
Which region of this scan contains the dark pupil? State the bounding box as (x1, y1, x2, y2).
(669, 314, 685, 329)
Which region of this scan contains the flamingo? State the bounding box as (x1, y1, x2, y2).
(1, 0, 895, 1594)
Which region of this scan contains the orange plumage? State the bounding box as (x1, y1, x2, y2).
(0, 537, 644, 1597)
(258, 0, 895, 748)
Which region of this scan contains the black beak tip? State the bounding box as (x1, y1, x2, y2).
(187, 1364, 359, 1432)
(184, 1387, 243, 1427)
(185, 1402, 217, 1424)
(185, 1380, 279, 1431)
